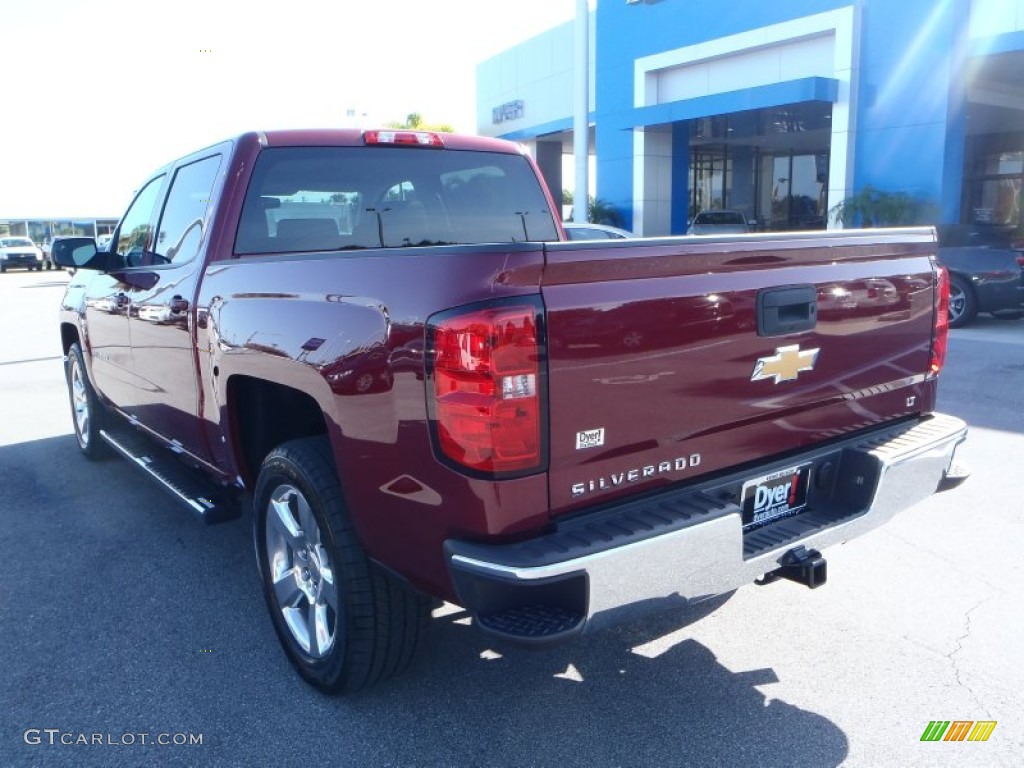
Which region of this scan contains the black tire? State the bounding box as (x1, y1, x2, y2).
(66, 343, 111, 459)
(253, 437, 429, 694)
(947, 274, 977, 329)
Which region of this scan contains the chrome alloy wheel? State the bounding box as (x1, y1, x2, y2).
(70, 355, 91, 446)
(265, 485, 339, 659)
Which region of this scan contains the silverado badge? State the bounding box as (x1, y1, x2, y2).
(750, 345, 820, 384)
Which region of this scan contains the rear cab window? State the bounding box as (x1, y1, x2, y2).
(234, 146, 558, 255)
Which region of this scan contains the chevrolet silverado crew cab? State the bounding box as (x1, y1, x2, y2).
(54, 129, 968, 694)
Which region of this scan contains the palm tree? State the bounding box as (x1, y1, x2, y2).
(385, 112, 454, 133)
(561, 190, 623, 226)
(830, 186, 935, 228)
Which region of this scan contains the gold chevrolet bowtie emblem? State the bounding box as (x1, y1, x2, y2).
(750, 345, 820, 384)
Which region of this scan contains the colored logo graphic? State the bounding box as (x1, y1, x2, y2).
(920, 721, 997, 742)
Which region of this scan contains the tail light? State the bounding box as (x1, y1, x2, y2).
(929, 265, 950, 376)
(427, 299, 546, 476)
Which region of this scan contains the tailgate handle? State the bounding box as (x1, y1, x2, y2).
(758, 285, 817, 337)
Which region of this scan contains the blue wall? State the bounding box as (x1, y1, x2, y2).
(853, 0, 969, 221)
(592, 0, 972, 228)
(594, 0, 852, 229)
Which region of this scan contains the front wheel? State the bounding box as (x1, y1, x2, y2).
(66, 343, 110, 459)
(253, 437, 429, 693)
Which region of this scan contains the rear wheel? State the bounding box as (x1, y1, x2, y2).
(66, 343, 110, 459)
(947, 274, 977, 328)
(254, 437, 429, 693)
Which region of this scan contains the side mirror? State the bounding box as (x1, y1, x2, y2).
(51, 237, 97, 268)
(51, 237, 111, 270)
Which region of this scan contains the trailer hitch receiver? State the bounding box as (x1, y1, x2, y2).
(756, 546, 827, 589)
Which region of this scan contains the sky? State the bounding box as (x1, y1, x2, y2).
(1, 0, 580, 219)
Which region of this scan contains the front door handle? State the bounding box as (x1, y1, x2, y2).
(169, 296, 189, 313)
(114, 293, 130, 307)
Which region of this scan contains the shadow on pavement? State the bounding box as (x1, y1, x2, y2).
(347, 604, 849, 767)
(1, 434, 848, 768)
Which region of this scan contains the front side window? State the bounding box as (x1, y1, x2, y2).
(116, 176, 165, 264)
(154, 155, 222, 264)
(235, 147, 558, 255)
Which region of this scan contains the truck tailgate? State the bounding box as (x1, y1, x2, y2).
(541, 229, 939, 515)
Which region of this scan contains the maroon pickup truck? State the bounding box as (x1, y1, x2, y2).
(54, 129, 968, 694)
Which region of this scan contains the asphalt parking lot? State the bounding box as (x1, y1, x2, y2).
(1, 268, 1021, 767)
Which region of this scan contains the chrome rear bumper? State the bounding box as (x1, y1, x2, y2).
(445, 413, 968, 643)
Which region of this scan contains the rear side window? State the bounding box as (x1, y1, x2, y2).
(154, 154, 222, 265)
(235, 147, 558, 255)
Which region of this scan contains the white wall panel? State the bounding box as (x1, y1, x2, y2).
(476, 15, 594, 137)
(655, 34, 834, 104)
(969, 0, 1024, 38)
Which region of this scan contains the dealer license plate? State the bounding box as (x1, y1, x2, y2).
(741, 463, 812, 530)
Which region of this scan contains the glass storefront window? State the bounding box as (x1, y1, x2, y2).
(761, 154, 827, 230)
(962, 133, 1024, 227)
(689, 151, 733, 221)
(966, 178, 1022, 225)
(688, 101, 831, 231)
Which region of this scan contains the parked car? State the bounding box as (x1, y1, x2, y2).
(562, 222, 635, 240)
(936, 225, 1024, 328)
(688, 210, 750, 235)
(0, 236, 44, 272)
(39, 240, 64, 270)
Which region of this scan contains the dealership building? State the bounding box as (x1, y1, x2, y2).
(0, 218, 119, 245)
(477, 0, 1024, 235)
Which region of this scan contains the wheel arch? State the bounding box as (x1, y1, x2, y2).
(225, 375, 333, 488)
(59, 321, 80, 355)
